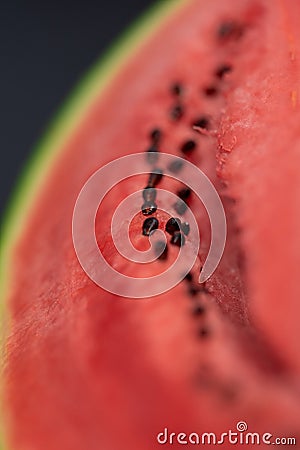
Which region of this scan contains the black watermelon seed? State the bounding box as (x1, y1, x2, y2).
(198, 327, 210, 339)
(154, 240, 168, 261)
(184, 272, 193, 282)
(146, 146, 159, 164)
(174, 200, 187, 215)
(141, 202, 157, 216)
(148, 168, 163, 187)
(170, 103, 184, 121)
(192, 304, 206, 316)
(170, 231, 185, 247)
(165, 217, 181, 235)
(170, 82, 183, 96)
(215, 64, 232, 79)
(181, 222, 190, 236)
(181, 140, 196, 155)
(177, 187, 191, 200)
(142, 186, 157, 203)
(218, 21, 243, 40)
(142, 217, 159, 236)
(192, 116, 210, 129)
(203, 85, 218, 97)
(189, 285, 200, 297)
(168, 159, 184, 174)
(150, 128, 162, 143)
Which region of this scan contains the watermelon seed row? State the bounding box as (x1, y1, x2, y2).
(138, 36, 237, 302)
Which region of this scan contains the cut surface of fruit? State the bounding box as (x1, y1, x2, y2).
(1, 0, 300, 449)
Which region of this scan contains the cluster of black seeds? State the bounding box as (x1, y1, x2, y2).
(141, 214, 191, 257)
(140, 79, 196, 257)
(139, 20, 239, 264)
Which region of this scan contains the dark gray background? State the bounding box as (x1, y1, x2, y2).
(1, 0, 154, 217)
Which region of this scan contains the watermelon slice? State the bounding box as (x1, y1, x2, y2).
(1, 0, 300, 449)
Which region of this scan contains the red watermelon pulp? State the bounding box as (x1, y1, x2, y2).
(1, 0, 300, 449)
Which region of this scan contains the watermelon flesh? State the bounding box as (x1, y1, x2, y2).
(3, 0, 300, 449)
